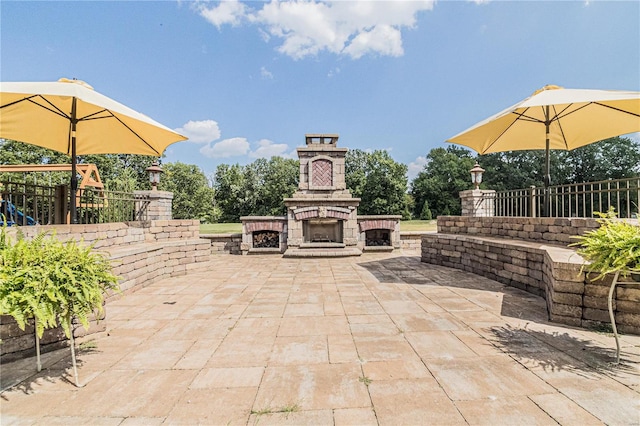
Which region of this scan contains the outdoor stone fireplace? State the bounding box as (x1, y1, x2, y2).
(284, 134, 361, 257)
(239, 134, 402, 257)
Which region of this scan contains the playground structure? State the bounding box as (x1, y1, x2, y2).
(0, 164, 105, 225)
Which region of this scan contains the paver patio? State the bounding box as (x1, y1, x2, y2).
(1, 252, 639, 425)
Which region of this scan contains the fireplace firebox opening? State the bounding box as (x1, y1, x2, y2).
(365, 229, 391, 246)
(303, 219, 343, 243)
(253, 230, 280, 248)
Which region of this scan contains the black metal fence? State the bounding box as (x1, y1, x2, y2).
(1, 180, 150, 225)
(76, 187, 150, 224)
(491, 176, 639, 218)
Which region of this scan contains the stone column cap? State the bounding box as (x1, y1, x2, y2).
(134, 190, 174, 199)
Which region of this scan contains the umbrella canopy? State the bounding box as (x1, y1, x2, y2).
(448, 85, 640, 154)
(0, 78, 187, 222)
(447, 85, 640, 215)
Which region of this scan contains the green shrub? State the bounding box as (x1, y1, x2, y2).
(570, 208, 640, 280)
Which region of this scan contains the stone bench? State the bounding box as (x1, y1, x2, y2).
(421, 233, 640, 334)
(101, 238, 212, 298)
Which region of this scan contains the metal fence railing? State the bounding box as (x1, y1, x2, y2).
(491, 176, 639, 218)
(76, 187, 150, 224)
(0, 181, 58, 225)
(1, 180, 151, 225)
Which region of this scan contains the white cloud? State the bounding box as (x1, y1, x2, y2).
(327, 67, 340, 78)
(407, 155, 427, 182)
(178, 117, 297, 160)
(175, 120, 221, 143)
(249, 139, 292, 158)
(198, 0, 247, 29)
(342, 24, 403, 59)
(197, 0, 435, 60)
(199, 137, 251, 158)
(260, 66, 274, 79)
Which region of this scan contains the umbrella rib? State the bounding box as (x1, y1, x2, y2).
(551, 105, 570, 149)
(548, 103, 578, 121)
(77, 108, 161, 156)
(482, 110, 530, 153)
(1, 95, 71, 121)
(511, 110, 544, 124)
(593, 101, 640, 118)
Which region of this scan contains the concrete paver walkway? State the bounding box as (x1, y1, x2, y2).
(2, 252, 639, 425)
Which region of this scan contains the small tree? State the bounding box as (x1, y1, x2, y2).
(420, 200, 433, 220)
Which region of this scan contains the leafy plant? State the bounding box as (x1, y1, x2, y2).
(0, 223, 119, 384)
(570, 207, 640, 280)
(0, 229, 119, 338)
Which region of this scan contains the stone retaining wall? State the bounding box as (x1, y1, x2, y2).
(422, 218, 640, 334)
(1, 220, 212, 362)
(399, 231, 425, 251)
(200, 233, 243, 255)
(5, 219, 201, 248)
(437, 216, 602, 245)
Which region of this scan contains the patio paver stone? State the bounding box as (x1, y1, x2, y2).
(2, 252, 639, 425)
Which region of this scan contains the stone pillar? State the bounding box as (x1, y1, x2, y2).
(459, 189, 496, 217)
(134, 190, 173, 220)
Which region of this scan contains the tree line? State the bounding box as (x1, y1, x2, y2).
(1, 137, 638, 222)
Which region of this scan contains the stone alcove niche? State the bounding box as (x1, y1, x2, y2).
(365, 229, 391, 246)
(252, 230, 280, 248)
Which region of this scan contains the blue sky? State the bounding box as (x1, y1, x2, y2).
(2, 0, 639, 181)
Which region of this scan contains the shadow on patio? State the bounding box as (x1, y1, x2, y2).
(357, 254, 640, 376)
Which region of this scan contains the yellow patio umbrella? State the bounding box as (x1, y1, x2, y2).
(0, 78, 188, 222)
(447, 85, 640, 216)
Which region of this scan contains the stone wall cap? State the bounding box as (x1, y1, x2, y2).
(400, 231, 435, 236)
(200, 233, 243, 238)
(459, 189, 496, 195)
(297, 147, 348, 153)
(357, 215, 402, 220)
(133, 190, 174, 199)
(240, 216, 287, 221)
(284, 197, 361, 203)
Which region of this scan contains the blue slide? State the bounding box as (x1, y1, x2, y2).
(0, 200, 37, 226)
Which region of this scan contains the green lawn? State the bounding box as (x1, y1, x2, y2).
(199, 219, 437, 234)
(400, 220, 437, 232)
(199, 223, 242, 234)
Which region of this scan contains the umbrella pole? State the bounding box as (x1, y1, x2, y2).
(70, 98, 78, 224)
(543, 106, 551, 217)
